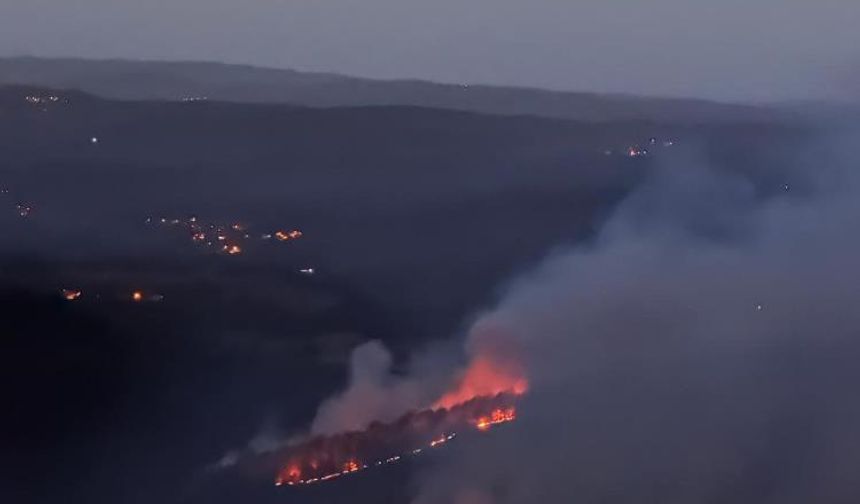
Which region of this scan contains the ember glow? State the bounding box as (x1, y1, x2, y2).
(263, 330, 530, 488)
(475, 407, 516, 431)
(62, 289, 82, 301)
(268, 393, 521, 487)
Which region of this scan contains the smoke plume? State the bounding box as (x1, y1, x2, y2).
(311, 340, 428, 435)
(254, 129, 860, 502)
(410, 133, 860, 503)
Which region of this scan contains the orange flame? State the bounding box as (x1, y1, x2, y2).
(271, 334, 528, 488)
(275, 464, 302, 485)
(275, 230, 303, 242)
(62, 289, 82, 301)
(475, 407, 516, 431)
(433, 355, 528, 410)
(272, 394, 520, 487)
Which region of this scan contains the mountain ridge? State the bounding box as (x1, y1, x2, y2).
(0, 56, 789, 123)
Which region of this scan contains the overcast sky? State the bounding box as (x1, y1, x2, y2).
(2, 0, 858, 102)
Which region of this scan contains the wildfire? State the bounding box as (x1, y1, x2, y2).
(433, 355, 528, 410)
(430, 433, 455, 447)
(270, 394, 520, 487)
(475, 407, 517, 431)
(275, 465, 302, 487)
(269, 342, 528, 488)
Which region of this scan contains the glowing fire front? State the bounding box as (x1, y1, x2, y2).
(433, 355, 528, 410)
(270, 345, 528, 487)
(270, 394, 521, 487)
(475, 407, 516, 431)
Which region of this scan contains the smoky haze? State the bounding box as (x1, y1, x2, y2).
(407, 135, 860, 503)
(236, 131, 860, 502)
(2, 0, 859, 102)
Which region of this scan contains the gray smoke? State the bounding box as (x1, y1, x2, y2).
(309, 331, 494, 434)
(311, 340, 428, 435)
(411, 133, 860, 503)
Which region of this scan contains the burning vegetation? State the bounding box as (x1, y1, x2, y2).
(433, 354, 528, 411)
(258, 333, 531, 488)
(269, 393, 521, 487)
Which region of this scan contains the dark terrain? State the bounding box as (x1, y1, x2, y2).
(0, 79, 825, 504)
(0, 57, 796, 123)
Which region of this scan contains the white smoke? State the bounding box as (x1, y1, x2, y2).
(310, 340, 429, 435)
(412, 133, 860, 503)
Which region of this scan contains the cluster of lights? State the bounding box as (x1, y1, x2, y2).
(148, 215, 304, 257)
(1, 185, 35, 219)
(61, 289, 164, 303)
(607, 137, 676, 158)
(627, 146, 649, 158)
(16, 204, 33, 218)
(274, 230, 303, 241)
(24, 94, 64, 112)
(25, 95, 61, 104)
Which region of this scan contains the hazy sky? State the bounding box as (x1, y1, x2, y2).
(2, 0, 858, 102)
